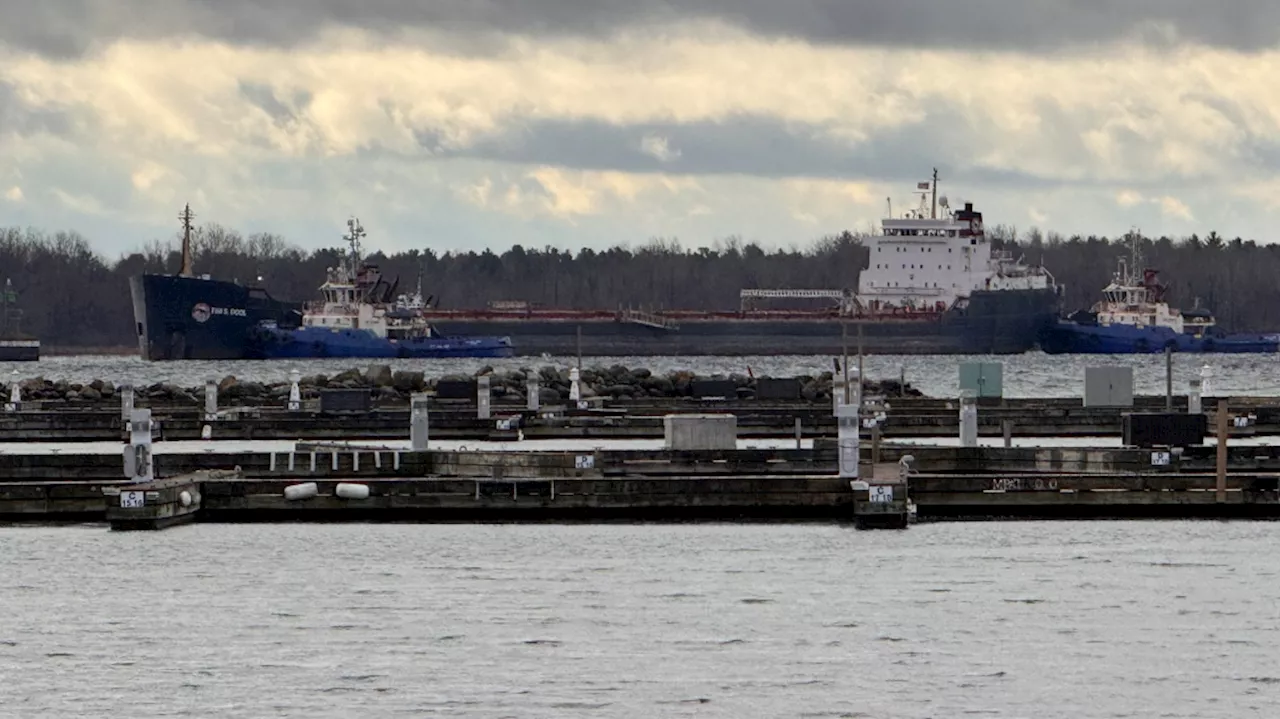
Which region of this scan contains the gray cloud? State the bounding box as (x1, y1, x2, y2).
(2, 0, 1280, 58)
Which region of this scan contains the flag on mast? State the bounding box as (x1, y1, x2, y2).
(917, 181, 931, 190)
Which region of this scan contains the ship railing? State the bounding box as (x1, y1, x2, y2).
(619, 308, 680, 331)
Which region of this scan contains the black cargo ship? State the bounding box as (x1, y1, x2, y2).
(132, 179, 1061, 359)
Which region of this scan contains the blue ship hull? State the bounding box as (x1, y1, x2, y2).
(248, 326, 514, 359)
(1041, 322, 1280, 354)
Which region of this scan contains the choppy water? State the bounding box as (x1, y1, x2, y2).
(3, 521, 1279, 718)
(6, 351, 1280, 398)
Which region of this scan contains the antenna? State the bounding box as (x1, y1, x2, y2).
(931, 167, 939, 220)
(344, 216, 366, 273)
(179, 204, 196, 277)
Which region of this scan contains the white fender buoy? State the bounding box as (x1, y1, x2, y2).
(284, 482, 319, 501)
(179, 490, 193, 507)
(201, 424, 212, 440)
(335, 482, 370, 500)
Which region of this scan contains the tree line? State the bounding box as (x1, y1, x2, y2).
(2, 221, 1279, 349)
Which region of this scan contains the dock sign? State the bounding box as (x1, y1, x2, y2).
(119, 491, 145, 508)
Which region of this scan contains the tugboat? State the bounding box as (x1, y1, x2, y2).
(0, 278, 40, 361)
(245, 218, 514, 359)
(1040, 233, 1280, 354)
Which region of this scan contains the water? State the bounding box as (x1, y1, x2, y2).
(6, 351, 1280, 398)
(2, 521, 1278, 718)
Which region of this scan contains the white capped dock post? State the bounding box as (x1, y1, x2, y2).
(836, 402, 860, 479)
(1188, 377, 1203, 414)
(527, 376, 540, 411)
(120, 383, 134, 421)
(1200, 364, 1213, 399)
(4, 380, 19, 412)
(410, 392, 430, 451)
(287, 370, 301, 412)
(569, 368, 582, 405)
(123, 408, 154, 483)
(959, 390, 978, 448)
(477, 374, 491, 419)
(204, 379, 217, 420)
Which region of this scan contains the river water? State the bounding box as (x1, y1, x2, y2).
(6, 351, 1280, 398)
(2, 521, 1278, 718)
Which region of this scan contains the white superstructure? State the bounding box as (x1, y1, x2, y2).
(857, 172, 1054, 313)
(1086, 231, 1213, 337)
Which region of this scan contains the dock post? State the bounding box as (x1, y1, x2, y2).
(4, 381, 18, 412)
(122, 409, 154, 483)
(527, 377, 540, 411)
(1165, 346, 1174, 411)
(410, 393, 429, 451)
(959, 391, 978, 448)
(120, 383, 134, 421)
(204, 379, 217, 420)
(477, 375, 491, 419)
(287, 370, 301, 412)
(1188, 377, 1203, 414)
(794, 417, 802, 449)
(569, 368, 583, 408)
(835, 402, 859, 479)
(1002, 420, 1013, 448)
(1216, 398, 1228, 503)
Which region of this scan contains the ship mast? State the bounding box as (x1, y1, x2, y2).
(344, 217, 366, 277)
(931, 167, 938, 220)
(179, 204, 195, 277)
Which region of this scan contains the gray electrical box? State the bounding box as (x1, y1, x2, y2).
(958, 362, 1004, 398)
(1084, 366, 1134, 407)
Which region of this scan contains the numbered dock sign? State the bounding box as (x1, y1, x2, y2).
(869, 485, 894, 503)
(119, 491, 145, 508)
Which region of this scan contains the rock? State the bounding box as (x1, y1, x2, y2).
(80, 387, 102, 401)
(538, 365, 560, 383)
(474, 365, 494, 378)
(365, 364, 393, 387)
(332, 368, 363, 385)
(377, 386, 400, 401)
(100, 382, 115, 398)
(538, 387, 561, 404)
(630, 368, 652, 381)
(216, 375, 238, 393)
(392, 370, 425, 392)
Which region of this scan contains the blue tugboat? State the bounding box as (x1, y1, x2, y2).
(245, 218, 513, 359)
(1040, 235, 1279, 354)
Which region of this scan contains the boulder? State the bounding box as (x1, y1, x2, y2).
(365, 364, 393, 387)
(218, 375, 239, 393)
(392, 370, 425, 392)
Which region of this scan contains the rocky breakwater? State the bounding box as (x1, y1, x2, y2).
(1, 364, 923, 408)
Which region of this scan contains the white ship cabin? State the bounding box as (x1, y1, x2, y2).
(858, 193, 1053, 312)
(303, 264, 392, 336)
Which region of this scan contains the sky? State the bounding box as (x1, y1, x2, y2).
(2, 1, 1280, 257)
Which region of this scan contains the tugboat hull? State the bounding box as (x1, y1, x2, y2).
(247, 326, 514, 359)
(1041, 322, 1280, 354)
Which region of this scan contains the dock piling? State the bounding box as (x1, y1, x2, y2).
(1189, 378, 1203, 414)
(410, 393, 430, 451)
(835, 402, 859, 479)
(120, 383, 133, 421)
(1216, 398, 1228, 503)
(287, 370, 301, 412)
(4, 381, 18, 412)
(477, 375, 491, 419)
(122, 409, 154, 483)
(204, 379, 217, 420)
(527, 377, 540, 411)
(959, 392, 978, 447)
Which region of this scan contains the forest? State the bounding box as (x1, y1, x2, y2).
(2, 221, 1280, 349)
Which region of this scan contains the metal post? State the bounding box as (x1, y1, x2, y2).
(1188, 378, 1203, 414)
(1002, 420, 1013, 448)
(836, 403, 859, 479)
(410, 393, 429, 451)
(4, 381, 19, 412)
(576, 325, 583, 369)
(123, 408, 154, 483)
(120, 383, 134, 422)
(477, 375, 491, 420)
(794, 417, 802, 449)
(1216, 398, 1228, 503)
(204, 379, 217, 420)
(527, 377, 540, 411)
(287, 370, 301, 412)
(857, 324, 865, 407)
(871, 423, 882, 465)
(959, 392, 978, 448)
(569, 368, 582, 407)
(1165, 346, 1173, 411)
(841, 323, 850, 405)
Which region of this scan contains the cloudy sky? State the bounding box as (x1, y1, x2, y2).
(1, 1, 1277, 256)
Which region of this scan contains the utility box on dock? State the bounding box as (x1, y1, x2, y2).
(1084, 367, 1134, 408)
(320, 389, 371, 414)
(663, 414, 736, 450)
(959, 363, 1003, 399)
(1123, 412, 1207, 448)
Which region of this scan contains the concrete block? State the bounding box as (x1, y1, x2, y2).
(663, 414, 737, 450)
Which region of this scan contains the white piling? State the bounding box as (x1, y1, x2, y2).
(569, 368, 581, 402)
(527, 377, 540, 411)
(1189, 377, 1203, 415)
(835, 403, 859, 479)
(204, 379, 217, 419)
(120, 384, 134, 421)
(288, 370, 302, 412)
(201, 424, 212, 440)
(5, 381, 19, 412)
(1200, 364, 1213, 399)
(123, 408, 154, 483)
(959, 392, 978, 448)
(410, 393, 430, 451)
(477, 375, 491, 420)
